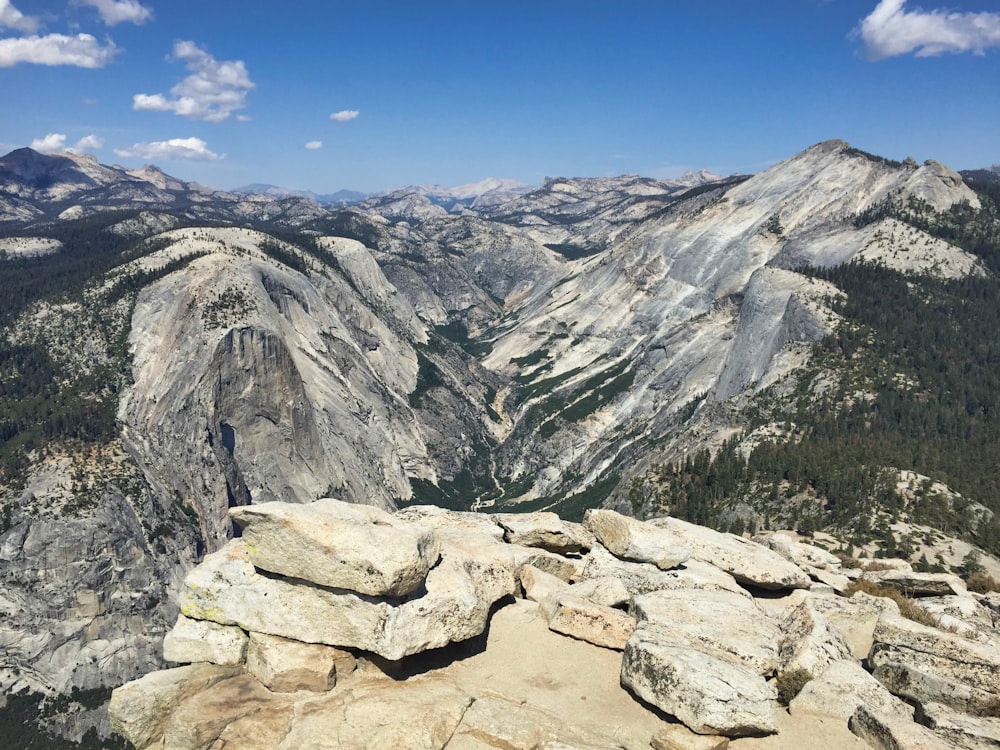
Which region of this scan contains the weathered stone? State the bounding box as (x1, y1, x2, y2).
(864, 570, 967, 597)
(849, 704, 962, 750)
(159, 674, 278, 750)
(495, 512, 595, 554)
(645, 516, 811, 590)
(919, 595, 998, 635)
(807, 566, 853, 594)
(541, 595, 636, 650)
(562, 576, 630, 609)
(509, 544, 586, 582)
(230, 499, 439, 597)
(922, 701, 1000, 750)
(869, 613, 1000, 698)
(777, 598, 853, 679)
(581, 543, 748, 598)
(872, 661, 1000, 715)
(583, 509, 690, 570)
(207, 702, 296, 750)
(651, 723, 730, 750)
(282, 674, 472, 750)
(632, 588, 780, 674)
(179, 536, 516, 661)
(789, 660, 913, 723)
(108, 663, 241, 750)
(808, 590, 900, 659)
(246, 631, 354, 692)
(394, 504, 506, 543)
(448, 692, 620, 749)
(520, 563, 570, 603)
(162, 614, 248, 666)
(621, 627, 777, 737)
(753, 532, 841, 570)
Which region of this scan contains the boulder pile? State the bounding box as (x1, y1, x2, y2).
(110, 500, 1000, 749)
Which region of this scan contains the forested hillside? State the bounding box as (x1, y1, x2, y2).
(638, 178, 1000, 556)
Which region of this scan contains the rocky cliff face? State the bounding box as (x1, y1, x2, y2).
(117, 228, 431, 549)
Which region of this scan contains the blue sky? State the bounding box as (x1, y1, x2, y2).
(1, 0, 998, 193)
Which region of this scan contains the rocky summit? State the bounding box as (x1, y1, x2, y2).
(3, 139, 1000, 747)
(110, 499, 1000, 749)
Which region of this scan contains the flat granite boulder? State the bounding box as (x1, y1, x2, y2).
(246, 631, 355, 692)
(540, 594, 636, 650)
(621, 626, 777, 737)
(178, 534, 516, 661)
(162, 614, 248, 666)
(584, 509, 690, 570)
(632, 588, 781, 675)
(645, 516, 811, 591)
(495, 511, 595, 554)
(581, 543, 748, 598)
(868, 613, 1000, 698)
(777, 598, 853, 680)
(230, 498, 439, 597)
(789, 659, 913, 723)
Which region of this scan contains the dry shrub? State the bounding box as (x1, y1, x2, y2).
(858, 560, 902, 572)
(833, 555, 900, 572)
(775, 668, 812, 706)
(966, 572, 1000, 594)
(844, 579, 939, 628)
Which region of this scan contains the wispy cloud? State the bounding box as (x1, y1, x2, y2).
(857, 0, 1000, 60)
(75, 0, 152, 26)
(114, 137, 223, 161)
(30, 132, 106, 153)
(133, 41, 253, 122)
(0, 0, 38, 33)
(330, 109, 359, 122)
(0, 33, 118, 67)
(304, 140, 323, 150)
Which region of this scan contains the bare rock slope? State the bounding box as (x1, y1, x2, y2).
(112, 499, 999, 749)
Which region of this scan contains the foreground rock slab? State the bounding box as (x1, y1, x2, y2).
(495, 511, 595, 554)
(179, 536, 516, 661)
(621, 627, 778, 737)
(849, 704, 962, 750)
(109, 663, 242, 750)
(789, 659, 913, 723)
(584, 509, 690, 570)
(230, 499, 439, 596)
(645, 516, 811, 590)
(633, 588, 780, 675)
(162, 614, 248, 666)
(246, 631, 355, 693)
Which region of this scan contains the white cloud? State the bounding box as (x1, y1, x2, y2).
(0, 33, 118, 68)
(75, 0, 152, 26)
(133, 40, 253, 122)
(857, 0, 1000, 60)
(31, 132, 107, 154)
(304, 140, 323, 150)
(114, 137, 223, 161)
(31, 133, 68, 153)
(330, 109, 359, 122)
(68, 134, 105, 153)
(0, 0, 38, 33)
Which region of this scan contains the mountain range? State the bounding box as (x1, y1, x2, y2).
(1, 140, 999, 746)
